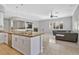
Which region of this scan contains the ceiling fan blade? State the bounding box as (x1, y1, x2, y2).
(50, 15, 58, 18)
(53, 16, 58, 17)
(50, 11, 58, 18)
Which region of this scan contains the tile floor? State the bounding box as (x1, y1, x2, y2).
(42, 40, 79, 55)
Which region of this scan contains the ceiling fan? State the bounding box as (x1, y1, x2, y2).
(50, 11, 58, 18)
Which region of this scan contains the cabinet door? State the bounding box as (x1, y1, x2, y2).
(0, 33, 5, 43)
(13, 35, 22, 51)
(17, 36, 24, 53)
(12, 35, 31, 55)
(4, 33, 8, 44)
(31, 36, 41, 55)
(12, 35, 26, 54)
(12, 35, 23, 54)
(12, 35, 17, 48)
(22, 37, 30, 55)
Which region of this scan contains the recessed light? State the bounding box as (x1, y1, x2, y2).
(16, 6, 18, 8)
(21, 4, 23, 6)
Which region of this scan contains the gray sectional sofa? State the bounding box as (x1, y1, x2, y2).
(53, 30, 78, 43)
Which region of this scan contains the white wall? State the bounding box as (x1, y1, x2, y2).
(72, 5, 79, 32)
(39, 20, 49, 33)
(72, 5, 79, 44)
(53, 16, 72, 30)
(38, 16, 72, 34)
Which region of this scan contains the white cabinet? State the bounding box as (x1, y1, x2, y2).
(0, 33, 4, 43)
(12, 35, 22, 52)
(12, 35, 30, 54)
(0, 33, 8, 44)
(4, 33, 8, 44)
(12, 35, 42, 55)
(0, 12, 4, 30)
(31, 36, 41, 55)
(20, 37, 30, 54)
(12, 35, 17, 49)
(4, 19, 11, 32)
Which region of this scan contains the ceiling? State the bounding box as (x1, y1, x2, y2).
(3, 4, 78, 21)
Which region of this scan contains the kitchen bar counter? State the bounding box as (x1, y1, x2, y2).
(0, 30, 44, 55)
(11, 32, 44, 37)
(0, 30, 44, 37)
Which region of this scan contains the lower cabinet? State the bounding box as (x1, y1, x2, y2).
(12, 35, 30, 54)
(12, 35, 42, 55)
(12, 35, 17, 49)
(4, 33, 8, 44)
(0, 33, 5, 43)
(0, 33, 8, 44)
(31, 36, 41, 55)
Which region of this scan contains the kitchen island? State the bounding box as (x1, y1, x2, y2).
(12, 32, 44, 55)
(0, 30, 44, 55)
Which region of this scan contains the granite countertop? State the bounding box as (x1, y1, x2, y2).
(0, 30, 44, 37)
(11, 31, 44, 37)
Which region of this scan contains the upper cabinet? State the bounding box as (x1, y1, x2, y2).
(9, 17, 26, 30)
(4, 18, 11, 32)
(0, 5, 5, 30)
(13, 20, 25, 29)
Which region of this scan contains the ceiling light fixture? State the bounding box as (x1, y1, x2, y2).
(15, 4, 24, 8)
(50, 10, 58, 18)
